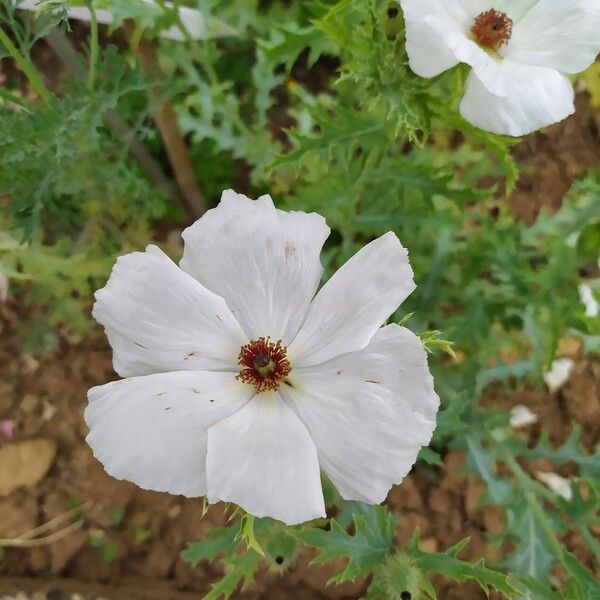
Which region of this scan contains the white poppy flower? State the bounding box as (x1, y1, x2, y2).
(398, 0, 600, 136)
(579, 283, 600, 318)
(509, 404, 538, 428)
(543, 357, 574, 393)
(536, 472, 572, 501)
(85, 190, 439, 525)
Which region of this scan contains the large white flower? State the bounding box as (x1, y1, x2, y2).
(399, 0, 600, 136)
(85, 190, 439, 525)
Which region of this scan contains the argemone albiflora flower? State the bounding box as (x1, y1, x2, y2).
(543, 357, 574, 393)
(85, 190, 439, 525)
(398, 0, 600, 136)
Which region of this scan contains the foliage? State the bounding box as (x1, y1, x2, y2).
(1, 0, 599, 598)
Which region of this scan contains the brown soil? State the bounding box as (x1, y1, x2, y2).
(1, 37, 600, 599)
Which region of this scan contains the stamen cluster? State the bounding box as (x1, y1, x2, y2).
(236, 337, 291, 393)
(471, 9, 513, 51)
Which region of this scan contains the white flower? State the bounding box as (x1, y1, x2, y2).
(536, 472, 572, 501)
(543, 357, 574, 393)
(509, 404, 538, 428)
(85, 190, 439, 525)
(18, 0, 236, 41)
(398, 0, 600, 136)
(579, 283, 599, 318)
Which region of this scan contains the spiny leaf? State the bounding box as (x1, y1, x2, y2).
(409, 534, 546, 599)
(260, 23, 334, 70)
(520, 427, 600, 480)
(504, 504, 558, 581)
(294, 505, 398, 583)
(181, 526, 238, 566)
(203, 551, 262, 600)
(269, 105, 386, 171)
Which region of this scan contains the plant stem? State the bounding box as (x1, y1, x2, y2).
(0, 26, 52, 107)
(498, 444, 558, 504)
(122, 21, 206, 217)
(575, 521, 600, 564)
(525, 492, 566, 562)
(84, 0, 99, 90)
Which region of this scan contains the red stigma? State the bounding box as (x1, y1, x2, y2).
(236, 337, 291, 393)
(471, 9, 513, 50)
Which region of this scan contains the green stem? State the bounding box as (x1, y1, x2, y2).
(499, 442, 600, 570)
(0, 26, 52, 107)
(575, 521, 600, 564)
(84, 0, 99, 90)
(525, 492, 567, 562)
(498, 444, 558, 504)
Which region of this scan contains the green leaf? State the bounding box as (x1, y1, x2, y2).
(236, 513, 265, 556)
(203, 551, 262, 600)
(269, 105, 386, 171)
(410, 534, 549, 599)
(182, 526, 238, 566)
(101, 540, 119, 564)
(464, 434, 512, 504)
(366, 552, 433, 600)
(295, 505, 398, 583)
(520, 427, 600, 480)
(504, 504, 558, 580)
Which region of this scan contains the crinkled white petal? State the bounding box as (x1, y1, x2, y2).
(85, 371, 253, 497)
(205, 393, 325, 525)
(507, 0, 600, 74)
(509, 404, 538, 428)
(282, 325, 438, 504)
(93, 245, 247, 377)
(579, 283, 600, 318)
(181, 190, 330, 345)
(399, 0, 467, 78)
(425, 14, 512, 97)
(289, 233, 415, 367)
(543, 358, 574, 393)
(460, 62, 574, 136)
(536, 472, 572, 501)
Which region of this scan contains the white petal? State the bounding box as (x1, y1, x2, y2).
(507, 0, 600, 74)
(85, 371, 253, 496)
(458, 0, 540, 22)
(536, 472, 572, 501)
(579, 283, 599, 318)
(181, 190, 330, 344)
(460, 63, 574, 136)
(399, 0, 468, 78)
(509, 404, 538, 428)
(425, 14, 512, 97)
(289, 233, 415, 367)
(282, 325, 438, 504)
(93, 245, 247, 377)
(543, 358, 574, 392)
(206, 393, 325, 525)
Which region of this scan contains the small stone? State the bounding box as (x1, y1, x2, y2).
(0, 438, 57, 496)
(420, 537, 438, 553)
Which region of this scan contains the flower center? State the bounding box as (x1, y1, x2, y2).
(471, 9, 513, 51)
(236, 337, 291, 393)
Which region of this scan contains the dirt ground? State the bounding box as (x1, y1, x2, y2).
(1, 43, 600, 600)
